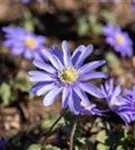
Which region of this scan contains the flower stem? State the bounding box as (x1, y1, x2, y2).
(69, 120, 77, 150)
(40, 109, 67, 149)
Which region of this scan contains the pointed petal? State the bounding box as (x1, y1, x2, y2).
(107, 79, 114, 97)
(79, 60, 106, 75)
(3, 39, 15, 47)
(68, 89, 80, 114)
(100, 84, 108, 98)
(12, 47, 24, 55)
(62, 86, 69, 108)
(36, 83, 55, 96)
(72, 45, 85, 65)
(50, 46, 63, 64)
(74, 45, 93, 68)
(79, 72, 108, 81)
(43, 87, 63, 106)
(62, 41, 72, 66)
(33, 60, 56, 74)
(111, 85, 122, 100)
(28, 70, 49, 76)
(30, 82, 50, 94)
(41, 49, 63, 70)
(124, 89, 133, 96)
(73, 86, 90, 104)
(78, 82, 104, 98)
(29, 74, 54, 82)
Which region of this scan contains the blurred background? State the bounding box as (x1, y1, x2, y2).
(0, 0, 135, 149)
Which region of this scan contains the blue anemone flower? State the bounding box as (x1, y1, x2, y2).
(29, 41, 108, 114)
(2, 27, 45, 60)
(101, 79, 135, 125)
(103, 23, 133, 57)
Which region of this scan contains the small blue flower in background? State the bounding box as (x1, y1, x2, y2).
(20, 0, 44, 4)
(2, 27, 45, 60)
(131, 0, 135, 11)
(99, 0, 121, 3)
(0, 139, 6, 150)
(21, 0, 30, 4)
(103, 23, 133, 57)
(29, 41, 108, 114)
(101, 79, 135, 125)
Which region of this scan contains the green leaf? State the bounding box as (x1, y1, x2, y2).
(15, 72, 31, 91)
(78, 137, 86, 144)
(88, 15, 102, 35)
(101, 10, 116, 24)
(23, 12, 34, 31)
(27, 144, 42, 150)
(77, 16, 90, 36)
(116, 145, 124, 150)
(0, 83, 11, 105)
(75, 146, 80, 150)
(78, 22, 89, 36)
(92, 24, 102, 35)
(45, 144, 61, 150)
(105, 52, 120, 69)
(11, 135, 21, 147)
(97, 143, 110, 150)
(96, 130, 108, 144)
(41, 115, 65, 129)
(6, 134, 34, 150)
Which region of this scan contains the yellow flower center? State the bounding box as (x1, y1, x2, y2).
(24, 37, 37, 50)
(115, 34, 124, 45)
(58, 67, 78, 84)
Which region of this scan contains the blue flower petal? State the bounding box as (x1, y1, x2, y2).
(36, 83, 55, 96)
(78, 82, 104, 98)
(68, 89, 80, 114)
(62, 86, 70, 108)
(74, 45, 93, 68)
(111, 85, 122, 100)
(62, 41, 72, 66)
(73, 86, 90, 104)
(11, 44, 24, 54)
(79, 60, 106, 75)
(71, 45, 85, 65)
(43, 87, 63, 106)
(28, 70, 49, 76)
(79, 72, 108, 81)
(100, 84, 108, 98)
(41, 49, 63, 70)
(33, 60, 56, 74)
(24, 49, 33, 59)
(30, 82, 52, 94)
(50, 46, 63, 64)
(29, 73, 54, 82)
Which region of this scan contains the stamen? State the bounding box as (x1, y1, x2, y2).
(24, 37, 37, 50)
(110, 99, 123, 107)
(58, 67, 78, 84)
(80, 101, 91, 111)
(115, 34, 124, 45)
